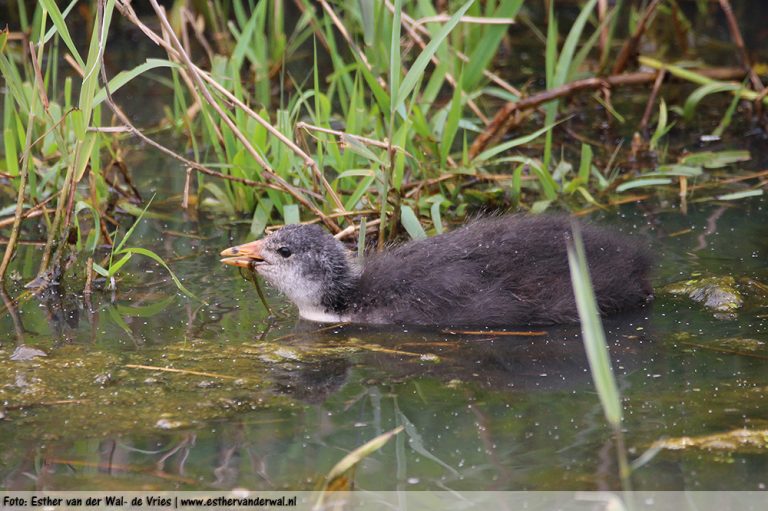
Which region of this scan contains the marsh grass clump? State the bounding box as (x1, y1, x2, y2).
(0, 0, 765, 294)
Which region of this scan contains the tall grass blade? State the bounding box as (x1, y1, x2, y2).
(475, 120, 562, 162)
(39, 0, 85, 69)
(554, 0, 599, 86)
(41, 0, 78, 44)
(118, 247, 199, 300)
(78, 0, 116, 138)
(389, 0, 403, 114)
(395, 0, 475, 111)
(400, 205, 427, 240)
(462, 0, 523, 91)
(93, 59, 179, 107)
(682, 82, 741, 122)
(357, 217, 367, 260)
(650, 99, 672, 151)
(566, 222, 622, 427)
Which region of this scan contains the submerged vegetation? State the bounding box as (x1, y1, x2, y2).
(1, 1, 768, 491)
(1, 0, 766, 293)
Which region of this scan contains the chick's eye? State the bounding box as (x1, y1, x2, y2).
(276, 246, 292, 258)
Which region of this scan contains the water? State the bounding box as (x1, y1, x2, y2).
(2, 0, 768, 493)
(1, 196, 767, 491)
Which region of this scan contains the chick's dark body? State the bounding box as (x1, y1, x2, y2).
(353, 216, 652, 326)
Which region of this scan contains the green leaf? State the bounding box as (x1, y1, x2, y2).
(650, 99, 673, 151)
(355, 59, 391, 114)
(78, 0, 117, 132)
(250, 199, 274, 237)
(202, 182, 236, 217)
(544, 0, 557, 88)
(681, 150, 751, 169)
(117, 247, 200, 301)
(474, 120, 562, 162)
(74, 132, 97, 182)
(396, 0, 475, 110)
(357, 217, 367, 260)
(716, 189, 763, 201)
(389, 0, 403, 113)
(343, 135, 386, 166)
(462, 0, 523, 91)
(92, 262, 110, 278)
(683, 82, 742, 121)
(397, 410, 459, 476)
(115, 195, 154, 254)
(615, 178, 672, 192)
(3, 128, 18, 176)
(108, 252, 133, 276)
(230, 11, 259, 71)
(107, 306, 132, 335)
(496, 155, 558, 200)
(651, 165, 703, 177)
(283, 204, 300, 224)
(42, 0, 78, 44)
(359, 0, 375, 46)
(116, 296, 177, 318)
(400, 205, 427, 240)
(712, 85, 743, 138)
(320, 427, 403, 493)
(429, 198, 444, 234)
(440, 76, 464, 167)
(74, 201, 101, 254)
(554, 0, 598, 86)
(344, 172, 376, 211)
(335, 169, 376, 179)
(567, 223, 622, 427)
(578, 143, 593, 183)
(391, 120, 412, 191)
(69, 109, 85, 142)
(39, 0, 85, 69)
(93, 59, 179, 107)
(530, 199, 552, 214)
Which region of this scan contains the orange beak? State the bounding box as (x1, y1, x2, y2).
(220, 239, 266, 268)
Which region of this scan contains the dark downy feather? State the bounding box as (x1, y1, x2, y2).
(351, 215, 652, 326)
(235, 216, 652, 327)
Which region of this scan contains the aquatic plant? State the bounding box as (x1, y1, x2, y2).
(0, 0, 765, 292)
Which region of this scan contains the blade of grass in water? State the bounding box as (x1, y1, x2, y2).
(566, 222, 621, 425)
(394, 0, 475, 111)
(567, 221, 630, 487)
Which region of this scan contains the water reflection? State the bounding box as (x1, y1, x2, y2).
(1, 199, 768, 491)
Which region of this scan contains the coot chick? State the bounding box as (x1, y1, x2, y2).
(220, 216, 652, 326)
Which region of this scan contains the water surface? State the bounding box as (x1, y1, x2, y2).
(2, 197, 767, 491)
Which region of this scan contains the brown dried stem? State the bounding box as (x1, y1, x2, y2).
(598, 0, 609, 65)
(718, 0, 764, 92)
(317, 0, 386, 90)
(469, 66, 747, 159)
(612, 0, 661, 75)
(117, 1, 344, 229)
(639, 69, 666, 133)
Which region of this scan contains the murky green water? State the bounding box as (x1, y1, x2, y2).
(2, 195, 767, 491)
(3, 0, 768, 492)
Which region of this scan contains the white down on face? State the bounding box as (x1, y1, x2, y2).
(251, 226, 359, 323)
